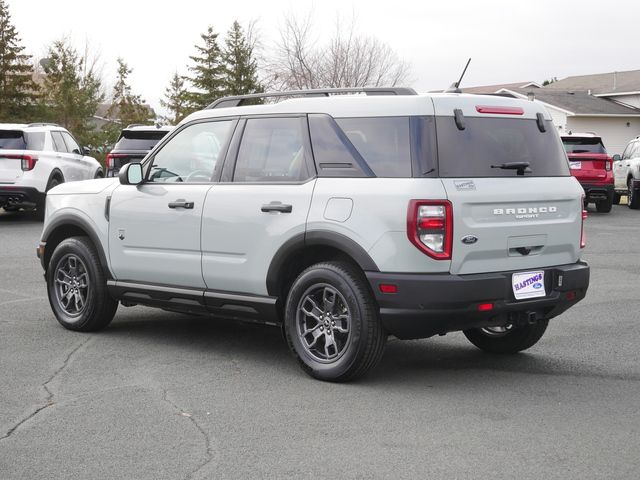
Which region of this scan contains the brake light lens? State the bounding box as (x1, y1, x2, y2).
(105, 153, 115, 170)
(407, 200, 453, 260)
(605, 157, 612, 172)
(475, 105, 524, 115)
(580, 196, 587, 249)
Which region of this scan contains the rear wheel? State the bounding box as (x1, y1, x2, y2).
(628, 179, 640, 209)
(47, 236, 117, 331)
(284, 261, 386, 382)
(595, 196, 613, 213)
(463, 320, 549, 354)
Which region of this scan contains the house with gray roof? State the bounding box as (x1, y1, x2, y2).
(462, 71, 640, 154)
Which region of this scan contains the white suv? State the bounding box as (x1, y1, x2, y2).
(0, 123, 103, 217)
(37, 89, 590, 381)
(613, 135, 640, 208)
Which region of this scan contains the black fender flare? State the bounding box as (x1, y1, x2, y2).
(266, 230, 379, 296)
(41, 213, 111, 278)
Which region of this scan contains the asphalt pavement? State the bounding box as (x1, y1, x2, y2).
(0, 205, 638, 479)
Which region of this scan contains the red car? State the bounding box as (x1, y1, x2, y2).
(561, 133, 614, 213)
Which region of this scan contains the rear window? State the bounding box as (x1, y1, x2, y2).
(436, 116, 569, 177)
(115, 130, 169, 150)
(0, 130, 45, 151)
(561, 136, 606, 154)
(335, 117, 411, 177)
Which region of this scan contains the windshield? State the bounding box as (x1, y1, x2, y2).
(115, 130, 169, 151)
(561, 137, 606, 154)
(436, 116, 569, 177)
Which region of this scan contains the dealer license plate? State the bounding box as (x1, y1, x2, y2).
(512, 271, 546, 300)
(569, 161, 582, 170)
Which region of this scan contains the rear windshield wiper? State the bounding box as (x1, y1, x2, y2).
(490, 161, 531, 176)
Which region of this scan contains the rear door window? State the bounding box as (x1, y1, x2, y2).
(51, 131, 68, 153)
(435, 116, 569, 177)
(233, 117, 311, 182)
(61, 132, 82, 155)
(335, 117, 411, 177)
(562, 137, 606, 154)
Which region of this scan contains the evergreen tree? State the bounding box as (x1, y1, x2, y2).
(185, 26, 225, 110)
(222, 21, 263, 96)
(107, 58, 150, 127)
(160, 71, 189, 124)
(42, 39, 104, 144)
(0, 0, 39, 122)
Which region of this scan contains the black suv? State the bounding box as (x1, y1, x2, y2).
(106, 125, 172, 177)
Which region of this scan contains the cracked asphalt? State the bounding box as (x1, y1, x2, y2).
(1, 205, 639, 480)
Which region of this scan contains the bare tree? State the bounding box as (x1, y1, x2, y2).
(265, 11, 411, 91)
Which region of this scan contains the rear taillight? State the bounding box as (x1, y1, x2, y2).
(106, 153, 114, 170)
(605, 157, 612, 171)
(21, 155, 38, 171)
(1, 154, 38, 171)
(407, 200, 453, 260)
(580, 196, 587, 249)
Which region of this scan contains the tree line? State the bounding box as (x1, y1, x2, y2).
(0, 0, 410, 152)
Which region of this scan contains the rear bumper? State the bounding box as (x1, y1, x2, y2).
(580, 182, 614, 201)
(0, 185, 42, 207)
(366, 262, 589, 340)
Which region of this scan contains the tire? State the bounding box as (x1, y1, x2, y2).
(595, 196, 613, 213)
(36, 176, 62, 220)
(463, 320, 549, 354)
(628, 179, 640, 209)
(94, 170, 104, 179)
(284, 261, 386, 382)
(47, 236, 118, 332)
(613, 193, 621, 205)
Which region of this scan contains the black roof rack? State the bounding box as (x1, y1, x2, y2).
(27, 122, 60, 128)
(207, 87, 418, 109)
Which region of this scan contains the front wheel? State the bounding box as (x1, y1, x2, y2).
(463, 320, 549, 354)
(284, 261, 386, 382)
(47, 236, 118, 331)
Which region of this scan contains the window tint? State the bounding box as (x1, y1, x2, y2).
(436, 116, 569, 177)
(234, 117, 310, 182)
(26, 132, 45, 151)
(308, 114, 370, 178)
(61, 132, 81, 154)
(631, 142, 640, 158)
(335, 117, 411, 177)
(148, 120, 234, 183)
(561, 137, 606, 154)
(622, 143, 634, 160)
(51, 131, 68, 153)
(115, 130, 169, 150)
(0, 130, 26, 150)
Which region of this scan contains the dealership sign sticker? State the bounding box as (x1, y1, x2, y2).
(512, 271, 546, 300)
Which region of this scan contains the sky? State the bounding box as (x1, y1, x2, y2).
(9, 0, 640, 116)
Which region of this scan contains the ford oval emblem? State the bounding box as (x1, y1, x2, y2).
(461, 235, 478, 245)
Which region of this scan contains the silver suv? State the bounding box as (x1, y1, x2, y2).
(37, 88, 590, 381)
(0, 123, 103, 218)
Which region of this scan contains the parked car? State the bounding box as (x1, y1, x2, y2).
(37, 88, 590, 382)
(0, 123, 103, 218)
(561, 133, 614, 212)
(106, 124, 172, 177)
(613, 135, 640, 209)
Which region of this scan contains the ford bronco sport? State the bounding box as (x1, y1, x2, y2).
(38, 88, 590, 381)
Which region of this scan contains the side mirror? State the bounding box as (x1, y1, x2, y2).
(612, 154, 621, 162)
(82, 146, 93, 156)
(119, 163, 143, 185)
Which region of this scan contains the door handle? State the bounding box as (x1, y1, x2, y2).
(168, 201, 194, 209)
(261, 202, 292, 213)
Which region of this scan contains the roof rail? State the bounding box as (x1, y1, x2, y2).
(125, 123, 147, 128)
(207, 87, 418, 109)
(27, 122, 60, 128)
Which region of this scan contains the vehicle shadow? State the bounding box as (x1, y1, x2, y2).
(0, 209, 41, 224)
(103, 311, 630, 385)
